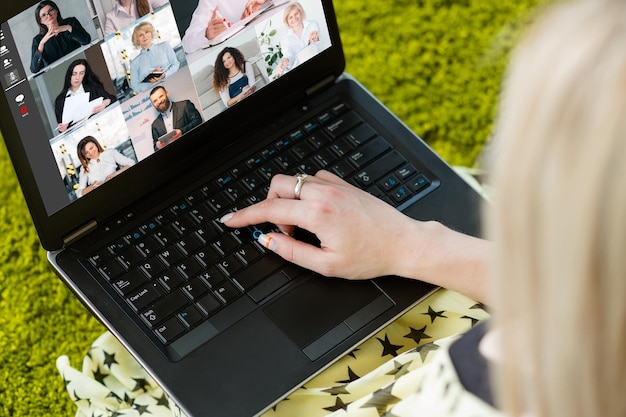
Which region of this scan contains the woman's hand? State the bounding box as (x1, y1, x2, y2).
(92, 98, 111, 114)
(222, 170, 491, 302)
(206, 7, 230, 41)
(241, 0, 268, 19)
(221, 170, 425, 279)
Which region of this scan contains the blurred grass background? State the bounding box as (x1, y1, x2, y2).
(0, 0, 543, 414)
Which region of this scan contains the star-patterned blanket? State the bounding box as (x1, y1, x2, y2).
(57, 289, 490, 417)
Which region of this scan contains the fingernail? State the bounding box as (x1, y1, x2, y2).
(257, 233, 276, 251)
(219, 212, 234, 223)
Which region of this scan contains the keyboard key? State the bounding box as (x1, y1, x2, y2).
(158, 246, 184, 267)
(212, 234, 240, 256)
(378, 175, 401, 191)
(158, 269, 186, 291)
(248, 271, 290, 303)
(354, 150, 406, 187)
(112, 268, 149, 296)
(329, 138, 353, 157)
(391, 185, 413, 203)
(288, 128, 306, 142)
(207, 193, 230, 213)
(141, 290, 188, 328)
(303, 120, 320, 133)
(408, 174, 431, 193)
(135, 235, 161, 258)
(292, 142, 315, 159)
(195, 224, 219, 243)
(241, 173, 263, 191)
(219, 254, 245, 276)
(196, 294, 222, 316)
(396, 164, 417, 180)
(88, 249, 110, 267)
(224, 184, 245, 202)
(234, 256, 285, 290)
(308, 133, 330, 149)
(325, 111, 363, 139)
(127, 281, 163, 312)
(200, 265, 228, 287)
(348, 136, 391, 168)
(234, 243, 262, 265)
(345, 123, 377, 147)
(176, 257, 205, 279)
(215, 174, 235, 188)
(169, 200, 191, 216)
(294, 159, 318, 175)
(154, 226, 177, 247)
(98, 258, 125, 280)
(177, 234, 202, 256)
(182, 277, 210, 300)
(213, 281, 241, 304)
(330, 160, 354, 178)
(312, 149, 335, 168)
(177, 305, 205, 328)
(154, 317, 186, 344)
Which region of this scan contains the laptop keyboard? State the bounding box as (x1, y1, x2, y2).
(86, 101, 433, 346)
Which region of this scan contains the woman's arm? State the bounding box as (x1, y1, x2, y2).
(65, 17, 91, 45)
(162, 43, 180, 77)
(30, 36, 46, 73)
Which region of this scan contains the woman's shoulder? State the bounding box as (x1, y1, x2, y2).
(62, 16, 81, 25)
(54, 89, 68, 103)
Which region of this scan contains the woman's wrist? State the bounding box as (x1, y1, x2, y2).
(391, 219, 490, 303)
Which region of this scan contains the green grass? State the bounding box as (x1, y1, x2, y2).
(0, 0, 542, 415)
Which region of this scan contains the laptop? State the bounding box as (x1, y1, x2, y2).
(0, 0, 484, 415)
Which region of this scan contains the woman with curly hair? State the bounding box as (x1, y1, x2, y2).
(213, 46, 256, 107)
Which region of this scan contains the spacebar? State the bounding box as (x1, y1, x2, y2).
(234, 255, 286, 290)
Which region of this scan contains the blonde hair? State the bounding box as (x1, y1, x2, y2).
(283, 2, 306, 27)
(487, 0, 626, 416)
(131, 21, 155, 48)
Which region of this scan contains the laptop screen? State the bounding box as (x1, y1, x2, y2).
(0, 0, 333, 217)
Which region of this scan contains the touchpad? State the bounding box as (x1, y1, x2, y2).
(265, 278, 394, 360)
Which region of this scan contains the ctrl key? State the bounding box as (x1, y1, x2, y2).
(154, 317, 186, 344)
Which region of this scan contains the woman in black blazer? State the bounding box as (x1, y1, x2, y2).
(30, 0, 91, 73)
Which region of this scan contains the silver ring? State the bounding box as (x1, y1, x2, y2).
(294, 173, 308, 200)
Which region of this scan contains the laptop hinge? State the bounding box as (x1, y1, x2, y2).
(62, 219, 98, 246)
(305, 75, 336, 97)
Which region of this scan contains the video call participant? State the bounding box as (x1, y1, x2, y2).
(149, 86, 202, 151)
(76, 136, 135, 197)
(54, 58, 117, 133)
(30, 0, 92, 74)
(275, 2, 321, 77)
(104, 0, 169, 37)
(213, 47, 256, 107)
(129, 21, 180, 93)
(181, 0, 270, 54)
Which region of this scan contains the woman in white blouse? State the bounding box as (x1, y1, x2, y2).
(275, 2, 320, 76)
